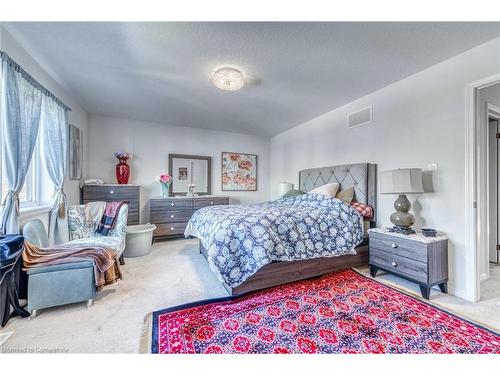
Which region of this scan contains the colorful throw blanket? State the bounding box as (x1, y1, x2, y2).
(23, 241, 122, 290)
(95, 201, 125, 236)
(185, 193, 364, 288)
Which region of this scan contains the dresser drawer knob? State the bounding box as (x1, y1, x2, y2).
(391, 242, 398, 248)
(109, 190, 114, 195)
(170, 215, 175, 219)
(170, 227, 174, 231)
(210, 201, 214, 205)
(391, 261, 398, 267)
(170, 203, 175, 207)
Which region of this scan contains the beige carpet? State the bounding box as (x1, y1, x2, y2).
(356, 264, 500, 332)
(0, 239, 498, 353)
(1, 239, 227, 353)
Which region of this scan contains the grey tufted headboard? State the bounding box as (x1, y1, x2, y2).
(299, 163, 377, 224)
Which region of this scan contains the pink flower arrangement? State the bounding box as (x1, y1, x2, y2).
(159, 174, 172, 184)
(158, 173, 172, 197)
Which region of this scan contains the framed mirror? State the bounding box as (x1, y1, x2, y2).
(168, 154, 212, 196)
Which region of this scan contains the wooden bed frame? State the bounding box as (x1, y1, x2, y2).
(200, 163, 377, 296)
(200, 241, 369, 296)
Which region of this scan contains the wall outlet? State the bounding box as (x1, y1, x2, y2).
(427, 163, 438, 173)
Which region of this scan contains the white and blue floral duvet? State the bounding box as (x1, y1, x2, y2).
(185, 193, 364, 288)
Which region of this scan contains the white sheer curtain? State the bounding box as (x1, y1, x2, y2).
(40, 96, 68, 244)
(0, 53, 43, 234)
(1, 52, 70, 236)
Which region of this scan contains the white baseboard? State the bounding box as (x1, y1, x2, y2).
(446, 284, 470, 301)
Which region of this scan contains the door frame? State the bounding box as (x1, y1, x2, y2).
(465, 74, 500, 302)
(486, 104, 500, 268)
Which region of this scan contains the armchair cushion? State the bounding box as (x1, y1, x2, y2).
(67, 236, 125, 257)
(68, 203, 128, 242)
(67, 205, 93, 240)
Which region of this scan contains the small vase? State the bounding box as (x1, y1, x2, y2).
(161, 183, 170, 198)
(116, 158, 130, 184)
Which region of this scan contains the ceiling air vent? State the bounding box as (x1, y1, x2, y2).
(347, 105, 372, 128)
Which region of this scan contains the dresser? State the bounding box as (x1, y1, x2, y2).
(368, 228, 448, 299)
(81, 184, 140, 225)
(150, 196, 229, 240)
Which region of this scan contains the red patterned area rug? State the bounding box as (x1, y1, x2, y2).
(151, 269, 500, 354)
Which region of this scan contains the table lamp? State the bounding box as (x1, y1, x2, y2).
(380, 168, 424, 234)
(278, 182, 293, 197)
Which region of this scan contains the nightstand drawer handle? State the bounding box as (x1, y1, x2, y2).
(109, 190, 114, 195)
(391, 242, 398, 248)
(170, 227, 174, 231)
(210, 201, 214, 205)
(170, 203, 175, 207)
(391, 261, 398, 267)
(170, 215, 175, 219)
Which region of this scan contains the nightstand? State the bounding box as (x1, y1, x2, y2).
(368, 228, 448, 300)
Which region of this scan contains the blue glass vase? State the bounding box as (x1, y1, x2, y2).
(161, 183, 170, 198)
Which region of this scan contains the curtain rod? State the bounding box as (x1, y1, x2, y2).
(0, 50, 72, 112)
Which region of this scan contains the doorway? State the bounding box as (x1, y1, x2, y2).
(478, 83, 500, 301)
(488, 116, 499, 265)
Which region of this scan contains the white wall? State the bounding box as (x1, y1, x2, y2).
(1, 25, 89, 207)
(270, 37, 500, 301)
(87, 114, 270, 223)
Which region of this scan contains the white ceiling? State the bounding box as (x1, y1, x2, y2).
(4, 22, 500, 136)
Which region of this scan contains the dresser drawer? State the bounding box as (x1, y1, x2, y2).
(369, 232, 427, 262)
(150, 199, 192, 210)
(82, 185, 140, 225)
(150, 209, 193, 224)
(193, 197, 229, 209)
(154, 222, 188, 237)
(83, 185, 139, 201)
(370, 248, 428, 283)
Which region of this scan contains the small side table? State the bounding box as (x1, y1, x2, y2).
(368, 228, 448, 300)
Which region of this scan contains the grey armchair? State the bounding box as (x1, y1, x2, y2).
(21, 204, 128, 317)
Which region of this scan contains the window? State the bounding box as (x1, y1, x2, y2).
(0, 109, 42, 209)
(0, 157, 38, 207)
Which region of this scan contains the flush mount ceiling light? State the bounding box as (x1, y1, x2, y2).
(212, 67, 245, 91)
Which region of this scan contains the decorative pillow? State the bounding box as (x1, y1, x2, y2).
(283, 189, 306, 198)
(351, 202, 374, 219)
(309, 182, 340, 198)
(336, 187, 355, 204)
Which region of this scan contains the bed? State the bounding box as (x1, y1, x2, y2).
(188, 163, 377, 296)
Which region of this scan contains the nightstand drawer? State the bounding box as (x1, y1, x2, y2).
(370, 232, 427, 262)
(370, 248, 428, 283)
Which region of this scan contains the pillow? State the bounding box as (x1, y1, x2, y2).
(336, 187, 355, 204)
(282, 189, 306, 198)
(309, 182, 340, 198)
(351, 202, 374, 219)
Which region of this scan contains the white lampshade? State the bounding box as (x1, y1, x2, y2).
(278, 182, 293, 197)
(380, 168, 424, 194)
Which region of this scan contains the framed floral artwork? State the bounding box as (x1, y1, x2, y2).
(221, 152, 257, 191)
